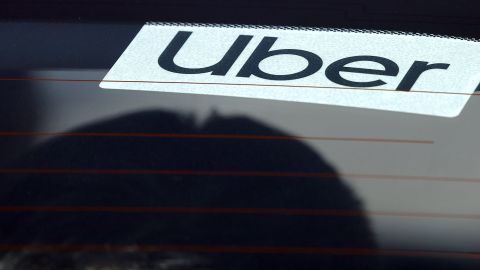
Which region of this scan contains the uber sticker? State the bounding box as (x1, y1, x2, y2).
(100, 23, 480, 117)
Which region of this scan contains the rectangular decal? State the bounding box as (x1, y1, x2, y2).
(100, 23, 480, 117)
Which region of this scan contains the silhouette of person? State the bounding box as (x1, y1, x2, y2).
(0, 110, 377, 269)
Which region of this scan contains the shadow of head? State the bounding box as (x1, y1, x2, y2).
(0, 110, 377, 269)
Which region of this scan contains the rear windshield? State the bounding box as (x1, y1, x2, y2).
(1, 1, 479, 269)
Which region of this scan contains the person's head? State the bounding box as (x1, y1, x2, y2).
(0, 110, 376, 269)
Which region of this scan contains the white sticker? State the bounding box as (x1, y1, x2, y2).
(100, 23, 480, 117)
